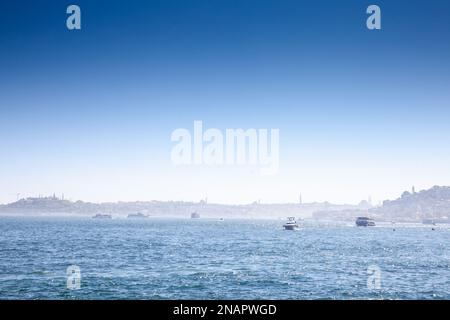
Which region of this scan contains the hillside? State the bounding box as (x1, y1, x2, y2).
(369, 186, 450, 221)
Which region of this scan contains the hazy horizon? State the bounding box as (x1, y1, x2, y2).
(0, 184, 440, 207)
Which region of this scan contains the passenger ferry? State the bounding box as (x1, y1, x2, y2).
(127, 212, 148, 218)
(92, 214, 112, 219)
(355, 217, 375, 227)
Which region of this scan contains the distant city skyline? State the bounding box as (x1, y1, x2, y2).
(1, 1, 450, 205)
(0, 184, 433, 207)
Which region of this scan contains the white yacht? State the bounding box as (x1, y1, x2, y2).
(283, 217, 299, 230)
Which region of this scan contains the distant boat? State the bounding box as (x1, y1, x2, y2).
(127, 212, 148, 219)
(219, 218, 224, 221)
(92, 214, 112, 219)
(422, 218, 450, 225)
(355, 217, 375, 227)
(422, 218, 436, 225)
(283, 217, 299, 230)
(191, 212, 200, 219)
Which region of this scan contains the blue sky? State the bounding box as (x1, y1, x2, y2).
(0, 0, 450, 204)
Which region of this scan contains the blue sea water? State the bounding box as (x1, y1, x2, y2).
(0, 217, 449, 300)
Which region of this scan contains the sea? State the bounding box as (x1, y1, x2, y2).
(0, 217, 449, 299)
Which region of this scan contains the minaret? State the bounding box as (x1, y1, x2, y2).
(412, 186, 416, 194)
(299, 193, 302, 205)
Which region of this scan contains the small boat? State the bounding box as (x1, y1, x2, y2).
(191, 212, 200, 219)
(355, 216, 375, 227)
(283, 217, 299, 230)
(92, 214, 112, 219)
(127, 212, 148, 218)
(422, 218, 436, 225)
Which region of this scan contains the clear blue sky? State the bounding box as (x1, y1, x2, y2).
(0, 0, 449, 204)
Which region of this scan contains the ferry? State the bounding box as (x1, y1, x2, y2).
(127, 212, 148, 218)
(283, 217, 299, 230)
(92, 214, 112, 219)
(355, 216, 375, 227)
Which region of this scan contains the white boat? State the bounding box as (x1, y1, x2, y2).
(283, 217, 299, 230)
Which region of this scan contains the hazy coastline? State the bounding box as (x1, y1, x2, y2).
(2, 186, 450, 223)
